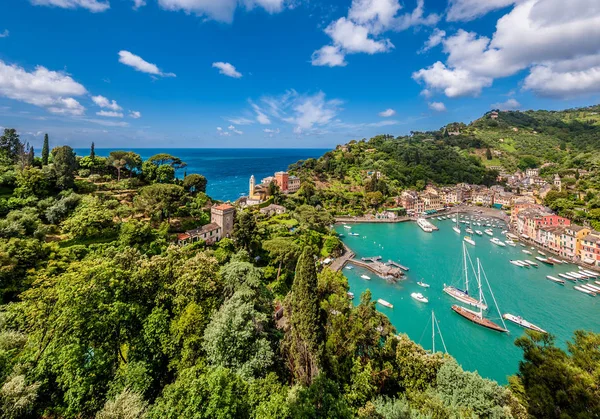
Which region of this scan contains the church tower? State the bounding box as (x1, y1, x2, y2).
(249, 175, 255, 198)
(554, 174, 562, 192)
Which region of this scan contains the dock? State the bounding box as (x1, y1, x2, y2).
(350, 258, 404, 281)
(387, 260, 409, 271)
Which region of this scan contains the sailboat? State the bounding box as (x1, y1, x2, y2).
(443, 243, 488, 310)
(451, 258, 508, 333)
(452, 214, 461, 234)
(431, 311, 448, 354)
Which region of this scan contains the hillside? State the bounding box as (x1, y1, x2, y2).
(289, 105, 600, 218)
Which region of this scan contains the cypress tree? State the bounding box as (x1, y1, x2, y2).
(90, 142, 95, 159)
(287, 248, 322, 385)
(28, 146, 34, 166)
(41, 133, 49, 165)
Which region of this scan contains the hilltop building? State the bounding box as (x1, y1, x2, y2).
(554, 174, 562, 192)
(177, 203, 235, 246)
(244, 171, 300, 205)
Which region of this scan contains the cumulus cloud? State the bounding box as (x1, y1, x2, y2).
(491, 98, 521, 110)
(312, 0, 439, 67)
(92, 95, 122, 111)
(415, 0, 600, 99)
(228, 125, 243, 135)
(428, 101, 446, 112)
(420, 28, 445, 53)
(311, 45, 347, 67)
(118, 50, 176, 77)
(379, 108, 396, 117)
(212, 62, 242, 78)
(84, 118, 129, 127)
(96, 110, 124, 117)
(157, 0, 286, 23)
(446, 0, 521, 22)
(217, 127, 231, 136)
(0, 60, 87, 115)
(0, 30, 9, 38)
(129, 110, 142, 118)
(30, 0, 110, 12)
(132, 0, 146, 8)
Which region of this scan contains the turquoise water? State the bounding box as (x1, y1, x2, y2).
(75, 148, 326, 201)
(337, 217, 600, 384)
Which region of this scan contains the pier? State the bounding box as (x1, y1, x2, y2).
(349, 257, 404, 280)
(387, 260, 409, 271)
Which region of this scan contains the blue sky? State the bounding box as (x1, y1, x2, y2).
(1, 0, 600, 149)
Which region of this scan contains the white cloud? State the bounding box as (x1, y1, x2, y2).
(311, 45, 347, 67)
(428, 101, 447, 112)
(251, 103, 272, 124)
(84, 118, 129, 127)
(228, 117, 254, 125)
(129, 110, 142, 118)
(379, 108, 396, 117)
(92, 95, 122, 111)
(217, 126, 231, 136)
(416, 0, 600, 99)
(118, 51, 176, 77)
(212, 62, 242, 78)
(30, 0, 110, 12)
(0, 60, 87, 115)
(491, 98, 521, 110)
(227, 125, 243, 135)
(96, 110, 124, 117)
(0, 30, 9, 38)
(263, 128, 280, 133)
(132, 0, 146, 8)
(420, 28, 445, 53)
(446, 0, 520, 22)
(312, 0, 438, 67)
(157, 0, 286, 23)
(413, 61, 492, 97)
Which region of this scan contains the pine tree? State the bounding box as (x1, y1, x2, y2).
(41, 133, 49, 165)
(90, 142, 95, 159)
(286, 248, 322, 385)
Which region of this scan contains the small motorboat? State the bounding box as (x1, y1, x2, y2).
(361, 274, 371, 280)
(347, 292, 355, 299)
(411, 292, 429, 303)
(475, 230, 483, 236)
(485, 229, 494, 236)
(490, 237, 506, 247)
(466, 227, 474, 234)
(538, 250, 546, 256)
(377, 298, 394, 308)
(345, 266, 353, 270)
(464, 236, 476, 246)
(510, 260, 525, 267)
(546, 275, 565, 285)
(535, 256, 554, 265)
(343, 225, 352, 229)
(503, 313, 547, 333)
(522, 249, 532, 255)
(523, 260, 538, 267)
(417, 281, 430, 288)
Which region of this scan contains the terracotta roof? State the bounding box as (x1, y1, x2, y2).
(213, 203, 234, 211)
(186, 223, 220, 237)
(177, 233, 191, 240)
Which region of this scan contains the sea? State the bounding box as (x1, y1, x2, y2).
(336, 218, 600, 384)
(75, 148, 327, 201)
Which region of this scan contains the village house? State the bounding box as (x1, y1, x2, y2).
(580, 232, 600, 267)
(560, 225, 591, 259)
(260, 204, 287, 217)
(177, 203, 235, 246)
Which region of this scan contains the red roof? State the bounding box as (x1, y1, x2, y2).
(177, 233, 191, 240)
(214, 203, 234, 211)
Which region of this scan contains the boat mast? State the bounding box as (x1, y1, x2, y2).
(480, 264, 509, 331)
(432, 311, 435, 353)
(463, 242, 469, 294)
(477, 258, 483, 317)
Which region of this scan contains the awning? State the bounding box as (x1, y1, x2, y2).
(583, 257, 596, 265)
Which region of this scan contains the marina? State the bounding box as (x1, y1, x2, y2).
(335, 218, 600, 384)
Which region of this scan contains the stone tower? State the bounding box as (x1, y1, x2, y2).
(211, 204, 235, 238)
(249, 175, 255, 197)
(554, 174, 562, 192)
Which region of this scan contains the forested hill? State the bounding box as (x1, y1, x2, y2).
(290, 104, 600, 191)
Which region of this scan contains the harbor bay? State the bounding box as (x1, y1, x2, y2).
(337, 217, 600, 384)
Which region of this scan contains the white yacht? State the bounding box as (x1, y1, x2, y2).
(411, 293, 429, 303)
(490, 237, 506, 247)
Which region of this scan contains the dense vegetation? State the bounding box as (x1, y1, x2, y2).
(289, 105, 600, 221)
(0, 127, 598, 418)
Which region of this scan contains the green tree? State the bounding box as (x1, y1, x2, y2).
(0, 129, 21, 162)
(108, 151, 142, 181)
(183, 173, 207, 194)
(61, 196, 115, 239)
(134, 183, 184, 222)
(51, 145, 77, 190)
(90, 141, 96, 159)
(486, 147, 493, 160)
(41, 133, 49, 165)
(147, 153, 187, 169)
(156, 164, 175, 183)
(232, 211, 258, 254)
(285, 248, 322, 385)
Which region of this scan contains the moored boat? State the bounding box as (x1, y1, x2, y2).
(510, 260, 525, 267)
(347, 292, 355, 299)
(574, 285, 596, 296)
(417, 281, 430, 288)
(535, 256, 554, 265)
(417, 218, 435, 233)
(559, 273, 577, 281)
(538, 250, 546, 256)
(411, 292, 428, 303)
(522, 249, 532, 255)
(475, 230, 483, 236)
(546, 275, 565, 284)
(343, 225, 352, 229)
(505, 240, 517, 247)
(517, 260, 530, 268)
(484, 229, 494, 236)
(452, 305, 507, 333)
(548, 257, 562, 264)
(443, 243, 488, 311)
(490, 237, 506, 247)
(585, 283, 600, 292)
(502, 313, 547, 333)
(360, 274, 371, 280)
(377, 298, 393, 308)
(466, 227, 474, 234)
(464, 236, 476, 246)
(345, 265, 353, 270)
(523, 260, 538, 267)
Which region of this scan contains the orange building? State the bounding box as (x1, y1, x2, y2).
(274, 171, 289, 192)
